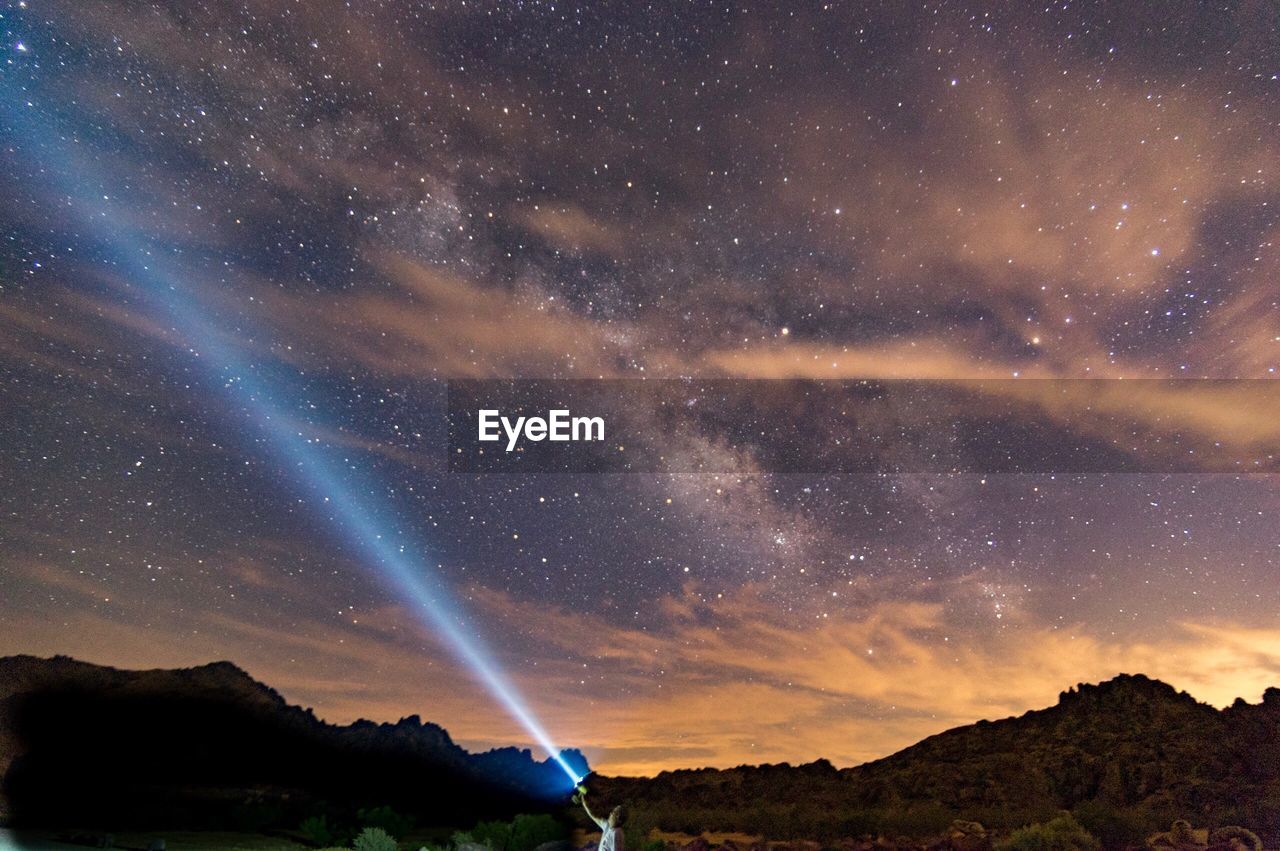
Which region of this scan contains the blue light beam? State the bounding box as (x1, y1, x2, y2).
(3, 77, 585, 789)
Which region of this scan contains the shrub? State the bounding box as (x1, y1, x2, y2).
(360, 806, 416, 839)
(509, 813, 566, 851)
(997, 815, 1100, 851)
(834, 809, 881, 838)
(467, 819, 513, 850)
(354, 826, 399, 851)
(301, 814, 336, 847)
(880, 802, 955, 838)
(1072, 800, 1148, 847)
(624, 808, 661, 851)
(453, 814, 567, 851)
(230, 799, 284, 832)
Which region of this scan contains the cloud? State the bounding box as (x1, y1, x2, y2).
(514, 203, 623, 256)
(466, 584, 1280, 774)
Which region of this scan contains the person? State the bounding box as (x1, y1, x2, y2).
(574, 786, 626, 851)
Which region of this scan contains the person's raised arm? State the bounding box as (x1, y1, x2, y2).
(576, 788, 607, 830)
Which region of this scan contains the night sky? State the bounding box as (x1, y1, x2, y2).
(2, 1, 1280, 776)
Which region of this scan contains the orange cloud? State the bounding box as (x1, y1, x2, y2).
(465, 584, 1280, 775)
(514, 203, 623, 256)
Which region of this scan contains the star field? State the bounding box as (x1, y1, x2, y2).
(2, 0, 1279, 775)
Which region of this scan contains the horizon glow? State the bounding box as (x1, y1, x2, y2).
(3, 81, 585, 790)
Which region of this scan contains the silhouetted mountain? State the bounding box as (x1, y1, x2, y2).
(0, 655, 588, 831)
(593, 675, 1280, 846)
(7, 659, 1277, 847)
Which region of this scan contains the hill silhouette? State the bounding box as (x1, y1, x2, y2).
(593, 675, 1280, 845)
(0, 655, 588, 831)
(4, 658, 1278, 847)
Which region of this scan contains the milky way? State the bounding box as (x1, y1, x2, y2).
(2, 2, 1279, 775)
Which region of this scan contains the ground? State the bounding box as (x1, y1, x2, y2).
(0, 831, 311, 851)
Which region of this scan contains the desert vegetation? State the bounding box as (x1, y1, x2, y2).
(294, 810, 568, 851)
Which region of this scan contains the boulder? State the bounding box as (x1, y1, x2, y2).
(1207, 828, 1261, 851)
(945, 820, 989, 851)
